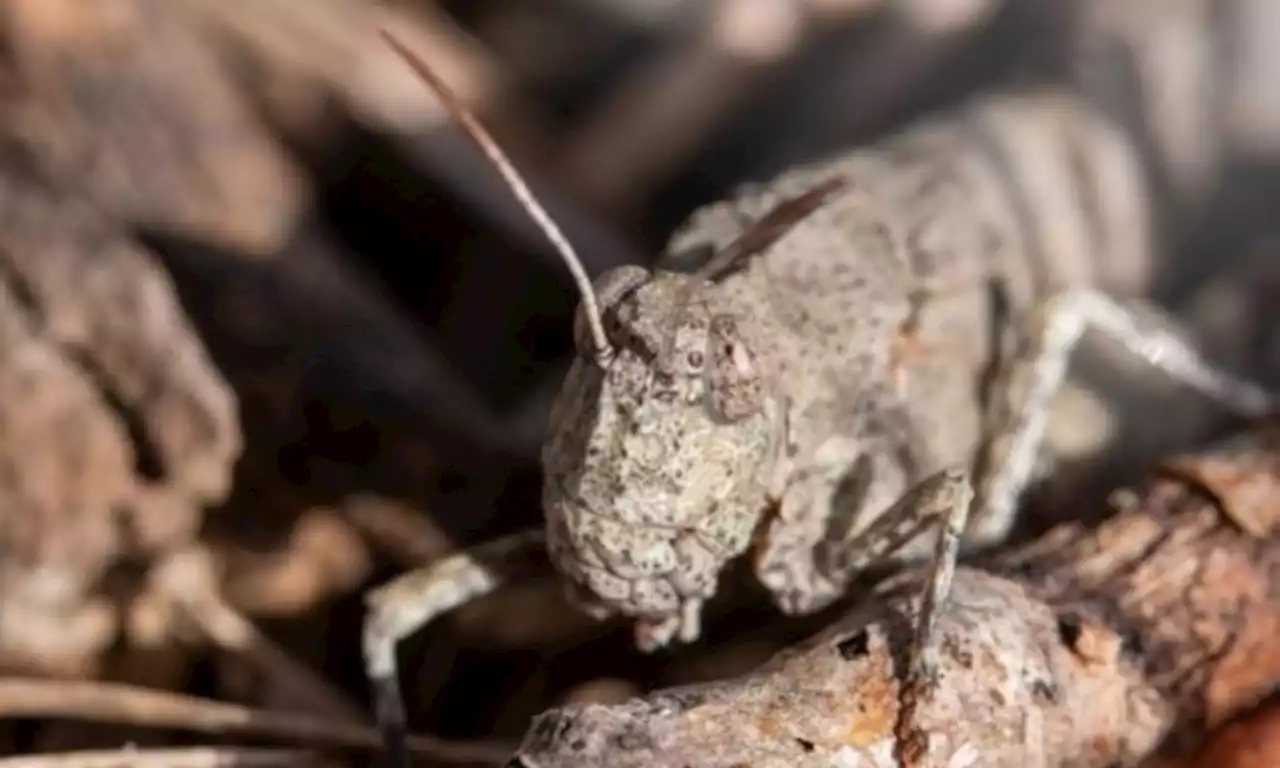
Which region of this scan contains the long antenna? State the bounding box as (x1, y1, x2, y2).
(379, 29, 613, 365)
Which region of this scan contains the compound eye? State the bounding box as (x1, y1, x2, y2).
(573, 264, 650, 361)
(704, 314, 766, 422)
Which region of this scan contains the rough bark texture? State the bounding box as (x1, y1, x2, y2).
(1, 0, 304, 254)
(4, 0, 1280, 763)
(1169, 696, 1280, 768)
(511, 421, 1280, 767)
(0, 175, 241, 676)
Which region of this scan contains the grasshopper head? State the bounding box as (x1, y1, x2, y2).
(541, 264, 781, 647)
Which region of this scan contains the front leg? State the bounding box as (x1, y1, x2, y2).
(362, 529, 549, 768)
(812, 465, 974, 767)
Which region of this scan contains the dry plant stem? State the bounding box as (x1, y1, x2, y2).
(1164, 696, 1280, 768)
(0, 747, 312, 768)
(556, 0, 995, 214)
(512, 421, 1280, 767)
(157, 549, 365, 724)
(176, 598, 363, 723)
(343, 497, 452, 568)
(0, 678, 512, 765)
(556, 0, 809, 212)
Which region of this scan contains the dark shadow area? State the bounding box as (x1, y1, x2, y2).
(140, 224, 559, 733)
(640, 1, 1046, 238)
(138, 226, 543, 543)
(291, 111, 582, 413)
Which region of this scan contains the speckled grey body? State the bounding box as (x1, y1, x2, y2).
(540, 89, 1155, 645)
(366, 43, 1280, 767)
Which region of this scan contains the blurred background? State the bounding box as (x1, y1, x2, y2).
(2, 0, 1280, 765)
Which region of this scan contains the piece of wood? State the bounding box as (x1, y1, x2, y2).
(0, 746, 313, 768)
(0, 173, 241, 678)
(0, 0, 305, 254)
(0, 677, 512, 764)
(1171, 696, 1280, 768)
(511, 420, 1280, 767)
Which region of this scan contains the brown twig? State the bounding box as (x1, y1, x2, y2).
(151, 548, 366, 724)
(341, 495, 450, 568)
(554, 0, 817, 214)
(510, 421, 1280, 766)
(0, 747, 313, 768)
(555, 0, 998, 215)
(0, 678, 513, 765)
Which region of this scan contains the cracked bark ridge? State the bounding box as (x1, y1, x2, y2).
(0, 175, 241, 675)
(513, 421, 1280, 767)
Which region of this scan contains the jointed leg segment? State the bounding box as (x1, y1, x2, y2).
(363, 529, 548, 768)
(814, 464, 976, 765)
(817, 287, 1275, 765)
(969, 288, 1274, 546)
(359, 287, 1274, 768)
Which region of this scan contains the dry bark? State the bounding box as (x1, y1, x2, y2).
(0, 0, 306, 254)
(511, 421, 1280, 767)
(0, 173, 242, 677)
(0, 677, 511, 764)
(0, 0, 571, 696)
(1168, 696, 1280, 768)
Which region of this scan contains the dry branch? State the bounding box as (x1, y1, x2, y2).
(0, 172, 241, 677)
(151, 548, 366, 724)
(177, 0, 533, 139)
(556, 0, 998, 215)
(0, 678, 512, 765)
(0, 747, 313, 768)
(511, 421, 1280, 767)
(0, 0, 305, 253)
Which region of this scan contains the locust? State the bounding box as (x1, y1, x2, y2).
(363, 30, 1277, 767)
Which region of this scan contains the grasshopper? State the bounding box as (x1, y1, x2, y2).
(364, 30, 1276, 766)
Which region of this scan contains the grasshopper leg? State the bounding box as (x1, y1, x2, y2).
(821, 286, 1276, 765)
(968, 287, 1275, 547)
(362, 529, 548, 767)
(813, 466, 974, 766)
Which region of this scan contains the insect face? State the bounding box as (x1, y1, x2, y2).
(542, 266, 780, 633)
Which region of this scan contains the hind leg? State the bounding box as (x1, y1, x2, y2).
(815, 287, 1275, 764)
